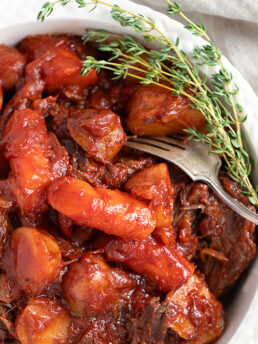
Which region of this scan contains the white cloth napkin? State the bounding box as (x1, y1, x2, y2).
(134, 0, 258, 97)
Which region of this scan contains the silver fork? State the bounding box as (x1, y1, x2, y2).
(126, 136, 258, 225)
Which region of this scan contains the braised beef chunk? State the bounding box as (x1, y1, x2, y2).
(76, 311, 130, 344)
(0, 33, 255, 344)
(126, 298, 168, 344)
(200, 176, 256, 296)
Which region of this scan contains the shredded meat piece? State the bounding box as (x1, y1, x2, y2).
(200, 176, 256, 296)
(172, 177, 256, 296)
(68, 147, 154, 189)
(126, 297, 168, 344)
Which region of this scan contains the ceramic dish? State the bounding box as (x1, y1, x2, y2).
(0, 0, 257, 343)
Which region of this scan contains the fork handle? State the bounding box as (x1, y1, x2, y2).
(202, 176, 258, 225)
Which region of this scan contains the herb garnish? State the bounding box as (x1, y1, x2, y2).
(38, 0, 258, 206)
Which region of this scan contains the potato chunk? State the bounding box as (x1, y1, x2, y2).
(127, 84, 206, 136)
(41, 47, 97, 93)
(2, 109, 69, 220)
(16, 297, 69, 344)
(0, 44, 26, 91)
(48, 176, 155, 240)
(2, 227, 62, 295)
(105, 236, 195, 292)
(62, 253, 133, 316)
(165, 275, 224, 343)
(125, 163, 174, 227)
(67, 108, 126, 163)
(18, 34, 96, 61)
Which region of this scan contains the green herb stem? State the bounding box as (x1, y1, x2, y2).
(38, 0, 258, 205)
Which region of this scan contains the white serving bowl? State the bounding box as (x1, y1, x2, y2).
(0, 1, 257, 343)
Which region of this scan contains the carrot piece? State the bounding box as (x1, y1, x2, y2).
(105, 235, 195, 292)
(48, 176, 156, 240)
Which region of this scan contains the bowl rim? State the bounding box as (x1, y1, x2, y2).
(0, 1, 257, 343)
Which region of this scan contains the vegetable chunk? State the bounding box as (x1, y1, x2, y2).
(16, 297, 69, 344)
(18, 34, 96, 61)
(67, 108, 126, 163)
(2, 109, 69, 220)
(2, 227, 62, 295)
(125, 163, 174, 227)
(41, 47, 97, 93)
(0, 46, 97, 131)
(0, 44, 26, 91)
(165, 275, 224, 343)
(48, 176, 155, 240)
(62, 253, 133, 316)
(105, 236, 195, 292)
(127, 84, 206, 136)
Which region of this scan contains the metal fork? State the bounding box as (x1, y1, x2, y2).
(126, 136, 258, 225)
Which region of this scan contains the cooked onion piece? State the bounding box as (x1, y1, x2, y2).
(48, 176, 156, 240)
(0, 273, 14, 303)
(62, 253, 133, 316)
(2, 227, 62, 295)
(200, 247, 230, 265)
(15, 297, 69, 344)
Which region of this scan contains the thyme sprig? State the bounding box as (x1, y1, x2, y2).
(38, 0, 258, 205)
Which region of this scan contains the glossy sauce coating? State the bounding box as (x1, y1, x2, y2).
(67, 108, 126, 163)
(48, 176, 156, 240)
(105, 235, 195, 292)
(16, 297, 70, 344)
(2, 108, 68, 221)
(62, 253, 134, 316)
(2, 227, 62, 295)
(127, 84, 206, 136)
(0, 85, 3, 112)
(125, 163, 174, 227)
(41, 47, 97, 93)
(18, 34, 96, 61)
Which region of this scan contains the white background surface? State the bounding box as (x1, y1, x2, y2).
(0, 0, 257, 343)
